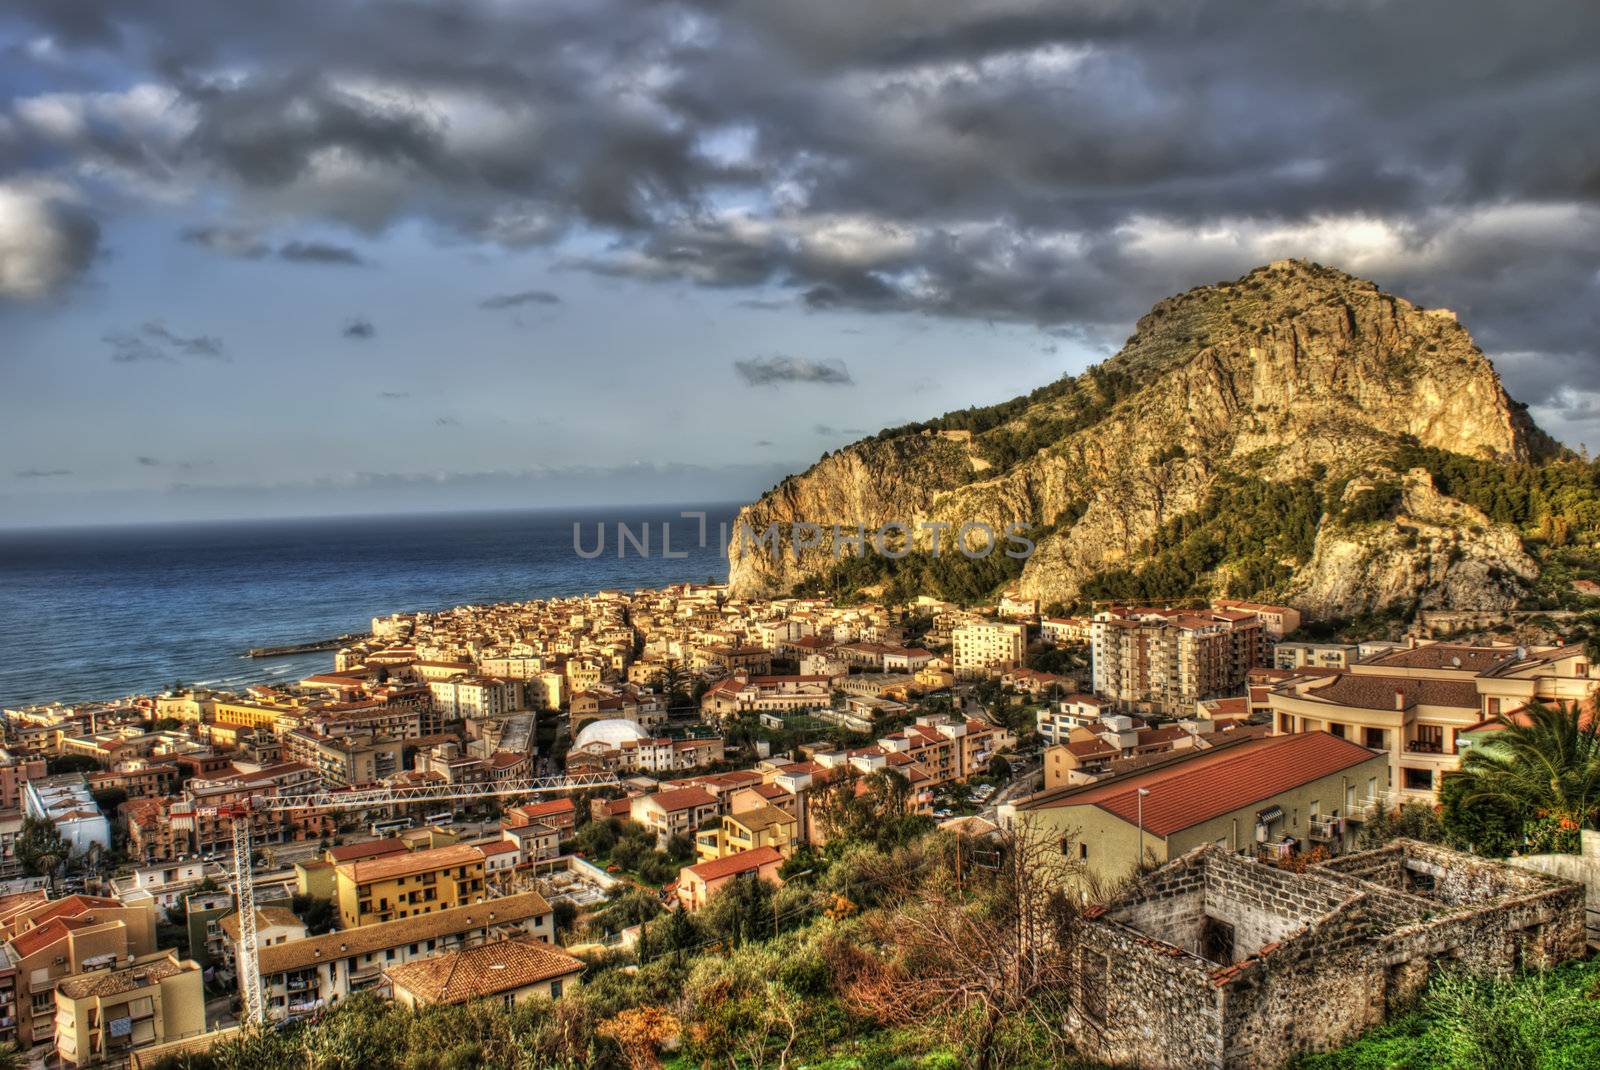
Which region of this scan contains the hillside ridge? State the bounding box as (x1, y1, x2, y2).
(726, 259, 1573, 617)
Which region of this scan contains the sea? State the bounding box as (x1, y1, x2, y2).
(0, 503, 740, 710)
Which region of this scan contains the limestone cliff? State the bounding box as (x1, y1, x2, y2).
(728, 260, 1557, 617)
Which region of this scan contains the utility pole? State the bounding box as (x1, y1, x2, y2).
(1136, 787, 1151, 871)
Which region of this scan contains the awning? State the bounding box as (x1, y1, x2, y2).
(1256, 806, 1284, 825)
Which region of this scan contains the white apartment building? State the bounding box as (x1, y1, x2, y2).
(951, 621, 1026, 679)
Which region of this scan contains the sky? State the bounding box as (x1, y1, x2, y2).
(2, 1, 1599, 527)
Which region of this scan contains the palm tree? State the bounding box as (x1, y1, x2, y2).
(1457, 701, 1600, 834)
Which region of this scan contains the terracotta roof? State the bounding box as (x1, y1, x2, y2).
(326, 838, 409, 863)
(256, 890, 552, 975)
(338, 843, 484, 884)
(1300, 674, 1480, 711)
(682, 846, 784, 883)
(1361, 643, 1519, 672)
(57, 954, 193, 1000)
(9, 915, 95, 958)
(642, 786, 718, 812)
(218, 907, 305, 942)
(25, 895, 122, 927)
(385, 935, 583, 1004)
(513, 798, 575, 819)
(726, 804, 794, 832)
(1021, 732, 1382, 838)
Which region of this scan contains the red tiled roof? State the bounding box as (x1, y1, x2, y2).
(326, 838, 409, 863)
(682, 846, 784, 883)
(644, 787, 718, 812)
(1025, 732, 1381, 838)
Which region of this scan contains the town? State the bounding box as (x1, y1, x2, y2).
(1, 582, 1596, 1069)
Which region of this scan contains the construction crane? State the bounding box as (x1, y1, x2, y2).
(201, 772, 619, 1025)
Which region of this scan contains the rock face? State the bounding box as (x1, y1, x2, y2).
(727, 260, 1555, 616)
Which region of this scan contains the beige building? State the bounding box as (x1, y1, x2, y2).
(951, 621, 1026, 679)
(385, 935, 583, 1008)
(1266, 641, 1600, 801)
(254, 891, 555, 1020)
(1091, 607, 1263, 716)
(695, 804, 798, 862)
(53, 950, 205, 1067)
(1004, 732, 1389, 890)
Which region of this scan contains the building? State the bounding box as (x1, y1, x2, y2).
(334, 843, 487, 929)
(950, 622, 1026, 679)
(1090, 607, 1263, 716)
(1211, 599, 1301, 640)
(21, 776, 110, 854)
(2, 895, 160, 1048)
(1265, 641, 1600, 801)
(429, 677, 522, 721)
(1037, 695, 1111, 745)
(1274, 642, 1358, 671)
(52, 950, 205, 1067)
(676, 846, 785, 911)
(630, 787, 721, 848)
(385, 935, 583, 1008)
(0, 748, 47, 811)
(695, 805, 799, 862)
(253, 891, 555, 1021)
(1005, 732, 1390, 888)
(1063, 840, 1583, 1070)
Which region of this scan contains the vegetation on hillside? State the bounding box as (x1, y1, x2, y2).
(1290, 958, 1600, 1070)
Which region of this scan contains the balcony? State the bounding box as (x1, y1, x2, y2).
(1254, 841, 1296, 863)
(1309, 818, 1342, 841)
(1404, 739, 1445, 754)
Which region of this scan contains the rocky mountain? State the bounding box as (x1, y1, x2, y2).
(727, 259, 1578, 619)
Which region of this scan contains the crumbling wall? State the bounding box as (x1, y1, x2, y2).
(1201, 850, 1354, 958)
(1067, 913, 1224, 1070)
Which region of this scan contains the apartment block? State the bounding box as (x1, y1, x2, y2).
(53, 951, 205, 1067)
(334, 843, 487, 929)
(1090, 607, 1263, 716)
(951, 621, 1026, 679)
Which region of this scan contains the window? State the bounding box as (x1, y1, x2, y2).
(1079, 843, 1089, 861)
(549, 980, 563, 999)
(1403, 767, 1434, 792)
(1363, 727, 1387, 750)
(1328, 722, 1346, 740)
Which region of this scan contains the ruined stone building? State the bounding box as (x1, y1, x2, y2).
(1065, 839, 1585, 1070)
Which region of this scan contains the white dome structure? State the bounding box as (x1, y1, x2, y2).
(573, 718, 649, 750)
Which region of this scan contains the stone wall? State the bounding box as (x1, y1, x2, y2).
(1068, 912, 1225, 1070)
(1072, 840, 1586, 1070)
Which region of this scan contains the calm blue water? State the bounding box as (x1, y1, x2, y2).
(0, 504, 738, 709)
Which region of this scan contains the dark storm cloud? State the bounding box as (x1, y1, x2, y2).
(735, 356, 853, 387)
(479, 289, 562, 310)
(342, 318, 375, 339)
(104, 322, 226, 363)
(10, 1, 1600, 417)
(14, 467, 72, 479)
(278, 241, 366, 266)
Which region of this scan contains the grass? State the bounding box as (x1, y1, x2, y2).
(1291, 958, 1600, 1070)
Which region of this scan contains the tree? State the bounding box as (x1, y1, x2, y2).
(811, 768, 931, 851)
(838, 825, 1087, 1070)
(597, 1006, 679, 1070)
(1456, 702, 1600, 841)
(15, 817, 69, 891)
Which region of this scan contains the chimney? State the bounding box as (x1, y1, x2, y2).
(1395, 689, 1406, 711)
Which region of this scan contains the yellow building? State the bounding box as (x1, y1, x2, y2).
(695, 804, 798, 862)
(335, 843, 486, 928)
(210, 697, 303, 733)
(53, 950, 205, 1067)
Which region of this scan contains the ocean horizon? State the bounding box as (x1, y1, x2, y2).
(0, 503, 740, 710)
